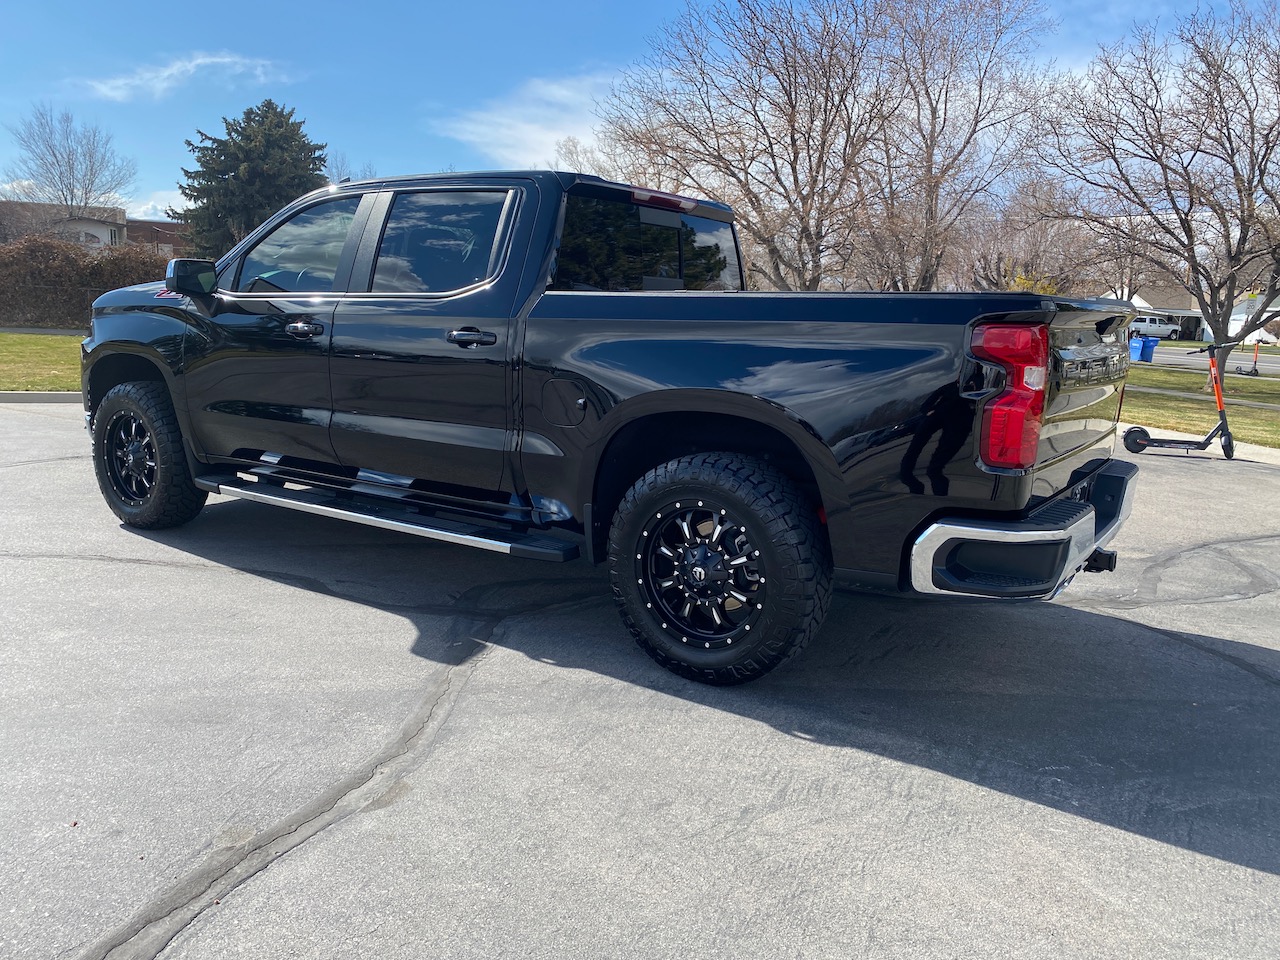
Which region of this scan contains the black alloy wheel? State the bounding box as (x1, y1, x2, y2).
(609, 453, 832, 685)
(636, 498, 766, 650)
(91, 381, 207, 528)
(104, 410, 157, 504)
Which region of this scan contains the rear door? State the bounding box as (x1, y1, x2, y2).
(328, 186, 523, 495)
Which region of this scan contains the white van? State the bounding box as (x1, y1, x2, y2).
(1131, 316, 1182, 339)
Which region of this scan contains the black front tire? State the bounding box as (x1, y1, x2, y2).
(1222, 433, 1235, 460)
(608, 453, 832, 685)
(92, 382, 207, 528)
(1122, 426, 1150, 454)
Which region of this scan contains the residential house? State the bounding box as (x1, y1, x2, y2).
(0, 199, 126, 247)
(126, 218, 191, 257)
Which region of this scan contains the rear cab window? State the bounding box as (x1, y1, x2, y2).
(369, 190, 514, 294)
(551, 184, 743, 292)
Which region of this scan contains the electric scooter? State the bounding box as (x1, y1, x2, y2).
(1235, 341, 1261, 377)
(1123, 340, 1238, 460)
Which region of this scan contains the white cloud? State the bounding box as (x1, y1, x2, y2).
(86, 53, 287, 102)
(438, 73, 615, 167)
(0, 178, 36, 198)
(126, 190, 186, 220)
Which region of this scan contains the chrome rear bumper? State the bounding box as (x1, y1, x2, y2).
(909, 460, 1138, 599)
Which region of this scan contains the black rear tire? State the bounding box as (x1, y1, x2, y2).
(1122, 426, 1150, 454)
(608, 453, 832, 685)
(92, 382, 207, 528)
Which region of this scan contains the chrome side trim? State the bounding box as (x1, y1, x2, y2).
(210, 482, 515, 555)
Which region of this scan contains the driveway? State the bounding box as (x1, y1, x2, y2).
(3, 403, 1278, 959)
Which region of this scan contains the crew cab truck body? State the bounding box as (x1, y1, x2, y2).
(82, 171, 1137, 684)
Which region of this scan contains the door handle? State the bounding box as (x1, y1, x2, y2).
(286, 320, 324, 339)
(447, 327, 498, 348)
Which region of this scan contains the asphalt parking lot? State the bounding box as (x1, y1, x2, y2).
(3, 402, 1279, 960)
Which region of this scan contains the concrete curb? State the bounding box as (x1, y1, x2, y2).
(0, 392, 82, 403)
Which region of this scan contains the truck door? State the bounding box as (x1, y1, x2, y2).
(328, 188, 520, 495)
(183, 194, 370, 465)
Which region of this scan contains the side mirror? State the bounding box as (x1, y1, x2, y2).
(166, 259, 218, 296)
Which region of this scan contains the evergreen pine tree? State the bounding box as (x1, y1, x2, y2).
(169, 100, 327, 258)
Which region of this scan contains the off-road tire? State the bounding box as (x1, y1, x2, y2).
(92, 381, 207, 528)
(608, 453, 832, 685)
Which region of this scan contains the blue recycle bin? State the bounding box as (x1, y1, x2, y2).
(1129, 335, 1158, 362)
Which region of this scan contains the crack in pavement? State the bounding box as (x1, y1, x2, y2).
(5, 548, 610, 959)
(0, 454, 91, 469)
(1067, 533, 1280, 610)
(76, 625, 492, 960)
(1145, 624, 1280, 689)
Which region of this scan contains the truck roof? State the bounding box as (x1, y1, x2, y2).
(322, 170, 736, 223)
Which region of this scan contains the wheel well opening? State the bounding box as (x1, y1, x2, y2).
(87, 354, 166, 414)
(590, 412, 827, 563)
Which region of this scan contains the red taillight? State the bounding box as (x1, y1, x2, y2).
(971, 323, 1049, 470)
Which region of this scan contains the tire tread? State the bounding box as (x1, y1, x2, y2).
(92, 381, 206, 529)
(608, 453, 832, 685)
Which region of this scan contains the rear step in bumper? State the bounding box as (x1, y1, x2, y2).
(909, 460, 1138, 599)
(194, 476, 579, 562)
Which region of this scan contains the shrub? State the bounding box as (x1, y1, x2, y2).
(0, 237, 169, 329)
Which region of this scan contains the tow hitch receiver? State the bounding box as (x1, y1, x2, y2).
(1084, 548, 1117, 573)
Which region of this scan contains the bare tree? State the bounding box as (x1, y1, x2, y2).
(2, 103, 136, 221)
(854, 0, 1051, 291)
(1040, 1, 1280, 356)
(593, 0, 1048, 291)
(598, 0, 895, 291)
(959, 183, 1093, 294)
(325, 151, 378, 184)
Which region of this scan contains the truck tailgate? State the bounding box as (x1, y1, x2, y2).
(1035, 298, 1132, 491)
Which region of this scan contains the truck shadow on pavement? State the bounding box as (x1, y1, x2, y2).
(139, 498, 1280, 878)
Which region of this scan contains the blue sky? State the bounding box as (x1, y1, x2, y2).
(0, 0, 1198, 220)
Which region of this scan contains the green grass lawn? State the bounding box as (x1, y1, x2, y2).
(1121, 392, 1280, 448)
(1127, 364, 1280, 402)
(0, 333, 82, 391)
(1122, 371, 1280, 448)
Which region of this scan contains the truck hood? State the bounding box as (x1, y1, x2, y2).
(92, 280, 171, 309)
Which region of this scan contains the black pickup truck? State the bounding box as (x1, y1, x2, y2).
(82, 171, 1137, 684)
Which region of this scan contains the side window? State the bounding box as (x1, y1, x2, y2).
(371, 191, 511, 294)
(234, 196, 363, 294)
(551, 193, 741, 292)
